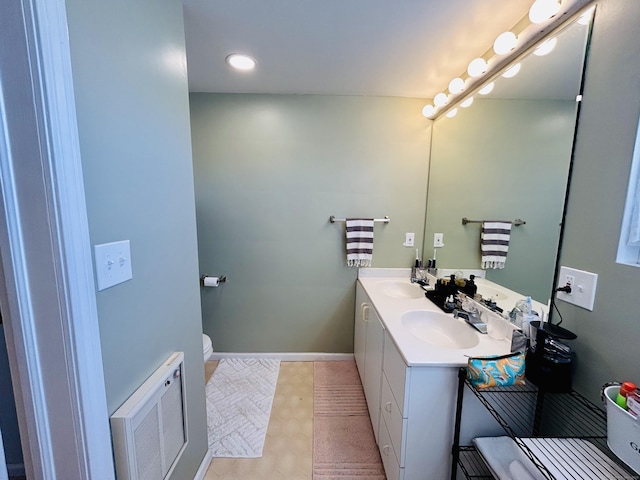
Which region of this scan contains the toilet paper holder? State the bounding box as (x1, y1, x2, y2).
(200, 274, 227, 287)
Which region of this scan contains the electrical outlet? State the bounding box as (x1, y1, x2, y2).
(556, 266, 598, 311)
(564, 274, 575, 291)
(403, 232, 415, 247)
(434, 233, 444, 248)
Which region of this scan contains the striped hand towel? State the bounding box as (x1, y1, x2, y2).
(346, 218, 374, 267)
(481, 221, 512, 269)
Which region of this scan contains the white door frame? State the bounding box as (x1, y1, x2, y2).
(0, 0, 115, 478)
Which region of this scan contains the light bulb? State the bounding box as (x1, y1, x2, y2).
(502, 63, 521, 79)
(529, 0, 561, 24)
(467, 58, 488, 78)
(478, 82, 495, 95)
(225, 53, 257, 71)
(460, 97, 474, 108)
(493, 32, 518, 55)
(534, 37, 557, 56)
(434, 92, 448, 107)
(422, 104, 436, 118)
(448, 78, 465, 95)
(445, 108, 458, 118)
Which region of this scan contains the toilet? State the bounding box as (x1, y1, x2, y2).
(202, 333, 213, 362)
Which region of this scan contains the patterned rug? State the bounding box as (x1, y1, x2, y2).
(313, 361, 386, 479)
(206, 358, 280, 458)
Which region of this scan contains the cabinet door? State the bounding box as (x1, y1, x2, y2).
(364, 308, 385, 443)
(354, 282, 368, 385)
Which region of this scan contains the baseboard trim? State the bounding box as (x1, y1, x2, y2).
(208, 352, 354, 362)
(193, 449, 212, 480)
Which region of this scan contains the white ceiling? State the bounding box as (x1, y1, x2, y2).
(182, 0, 535, 98)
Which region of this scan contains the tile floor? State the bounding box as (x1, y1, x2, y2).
(203, 361, 314, 479)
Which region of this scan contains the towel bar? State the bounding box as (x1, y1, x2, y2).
(462, 217, 526, 226)
(329, 216, 390, 224)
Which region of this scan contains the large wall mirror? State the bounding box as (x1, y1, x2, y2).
(423, 15, 592, 305)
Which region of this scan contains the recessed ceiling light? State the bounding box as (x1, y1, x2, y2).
(225, 54, 257, 71)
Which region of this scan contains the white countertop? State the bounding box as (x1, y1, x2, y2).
(358, 268, 514, 367)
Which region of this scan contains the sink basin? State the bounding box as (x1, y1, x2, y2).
(401, 310, 479, 349)
(378, 281, 423, 300)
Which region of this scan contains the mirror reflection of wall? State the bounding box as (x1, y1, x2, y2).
(423, 17, 591, 305)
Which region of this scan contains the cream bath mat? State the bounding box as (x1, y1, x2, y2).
(206, 358, 280, 458)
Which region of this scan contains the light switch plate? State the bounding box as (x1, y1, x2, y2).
(556, 266, 598, 311)
(94, 240, 132, 291)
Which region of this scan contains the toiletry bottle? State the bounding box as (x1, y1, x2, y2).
(521, 296, 534, 336)
(616, 381, 637, 410)
(449, 274, 457, 296)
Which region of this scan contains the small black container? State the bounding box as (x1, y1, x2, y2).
(525, 322, 576, 393)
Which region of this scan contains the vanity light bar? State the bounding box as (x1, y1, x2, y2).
(426, 0, 596, 120)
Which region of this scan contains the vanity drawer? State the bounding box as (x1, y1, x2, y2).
(381, 372, 407, 467)
(383, 331, 409, 416)
(379, 414, 403, 480)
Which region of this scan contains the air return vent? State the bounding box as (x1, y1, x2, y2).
(111, 352, 187, 480)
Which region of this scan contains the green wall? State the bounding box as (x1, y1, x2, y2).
(190, 94, 431, 352)
(425, 99, 576, 303)
(65, 1, 208, 477)
(555, 0, 640, 403)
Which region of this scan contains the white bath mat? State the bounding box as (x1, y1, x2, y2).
(206, 358, 280, 458)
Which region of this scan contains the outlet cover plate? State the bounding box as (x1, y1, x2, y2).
(403, 232, 415, 247)
(434, 233, 444, 248)
(94, 240, 132, 291)
(556, 266, 598, 311)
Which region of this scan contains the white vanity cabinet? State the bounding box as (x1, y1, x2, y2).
(355, 274, 506, 480)
(378, 332, 462, 480)
(354, 282, 385, 443)
(354, 283, 367, 384)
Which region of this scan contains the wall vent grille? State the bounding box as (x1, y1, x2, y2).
(111, 352, 187, 480)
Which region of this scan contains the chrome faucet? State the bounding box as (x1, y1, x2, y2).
(411, 267, 429, 286)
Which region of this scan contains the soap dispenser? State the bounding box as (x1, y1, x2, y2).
(449, 274, 458, 296)
(465, 274, 477, 297)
